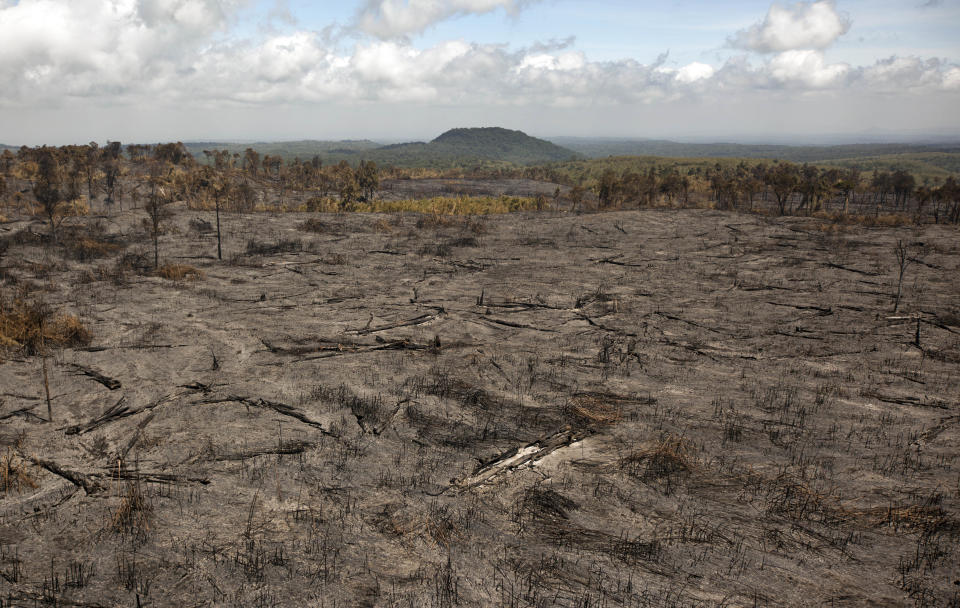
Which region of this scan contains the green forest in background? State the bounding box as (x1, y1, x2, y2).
(5, 128, 960, 182)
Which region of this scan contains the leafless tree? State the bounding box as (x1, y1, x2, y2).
(893, 239, 912, 313)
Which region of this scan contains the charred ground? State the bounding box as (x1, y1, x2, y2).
(0, 199, 959, 607)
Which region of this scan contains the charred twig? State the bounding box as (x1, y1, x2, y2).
(861, 391, 950, 410)
(199, 396, 339, 437)
(575, 313, 638, 337)
(0, 405, 44, 421)
(479, 316, 559, 333)
(654, 311, 733, 335)
(26, 456, 102, 495)
(766, 302, 832, 315)
(68, 363, 121, 390)
(825, 262, 880, 276)
(64, 397, 132, 435)
(92, 470, 210, 485)
(212, 440, 314, 462)
(349, 307, 444, 335)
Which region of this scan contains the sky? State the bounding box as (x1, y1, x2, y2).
(0, 0, 958, 145)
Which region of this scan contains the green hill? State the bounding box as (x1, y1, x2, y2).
(181, 129, 578, 168)
(371, 127, 579, 167)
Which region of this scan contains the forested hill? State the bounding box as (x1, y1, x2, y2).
(549, 137, 960, 163)
(178, 128, 579, 168)
(373, 127, 580, 166)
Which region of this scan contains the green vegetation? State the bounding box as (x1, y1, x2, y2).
(546, 139, 960, 184)
(550, 137, 960, 162)
(182, 140, 381, 165)
(536, 153, 958, 187)
(185, 128, 578, 169)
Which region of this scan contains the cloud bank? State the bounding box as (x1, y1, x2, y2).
(0, 0, 956, 141)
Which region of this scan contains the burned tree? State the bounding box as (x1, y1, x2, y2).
(145, 161, 172, 269)
(101, 141, 122, 211)
(32, 148, 64, 243)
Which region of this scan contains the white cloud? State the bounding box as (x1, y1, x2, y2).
(675, 62, 716, 83)
(858, 55, 953, 92)
(730, 1, 851, 53)
(516, 51, 586, 72)
(356, 0, 539, 39)
(0, 0, 246, 103)
(0, 0, 957, 132)
(767, 49, 849, 87)
(945, 67, 960, 90)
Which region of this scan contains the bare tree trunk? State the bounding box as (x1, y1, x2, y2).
(216, 196, 222, 261)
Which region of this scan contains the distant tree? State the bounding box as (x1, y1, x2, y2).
(144, 161, 172, 269)
(834, 168, 860, 215)
(153, 142, 193, 166)
(935, 176, 960, 224)
(232, 182, 257, 212)
(356, 160, 379, 201)
(596, 169, 618, 208)
(569, 184, 585, 212)
(335, 161, 358, 208)
(126, 144, 150, 164)
(102, 141, 122, 211)
(871, 170, 893, 212)
(195, 166, 229, 260)
(83, 142, 99, 201)
(0, 149, 13, 176)
(796, 164, 826, 214)
(33, 147, 64, 243)
(766, 162, 798, 215)
(891, 169, 915, 210)
(243, 148, 260, 180)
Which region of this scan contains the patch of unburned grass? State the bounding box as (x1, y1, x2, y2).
(157, 263, 204, 281)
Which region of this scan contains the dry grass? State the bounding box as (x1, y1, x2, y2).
(57, 198, 91, 217)
(0, 293, 92, 354)
(68, 237, 122, 260)
(157, 263, 204, 281)
(297, 218, 329, 233)
(1, 450, 37, 494)
(567, 394, 623, 426)
(619, 434, 694, 487)
(112, 479, 151, 536)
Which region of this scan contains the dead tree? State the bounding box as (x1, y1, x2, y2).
(893, 239, 911, 313)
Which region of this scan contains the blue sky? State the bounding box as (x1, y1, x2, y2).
(0, 0, 958, 144)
